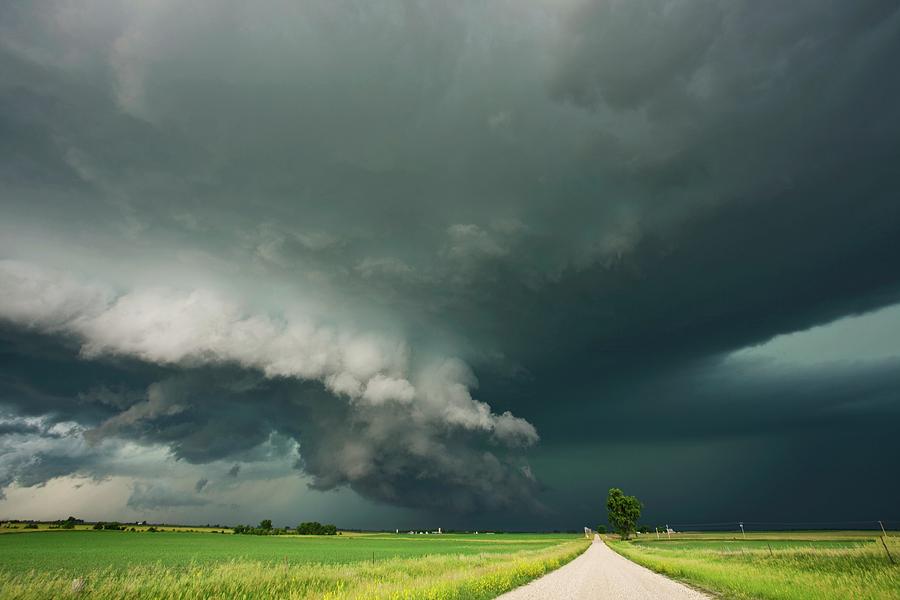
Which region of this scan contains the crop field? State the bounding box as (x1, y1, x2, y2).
(0, 529, 589, 599)
(606, 531, 900, 600)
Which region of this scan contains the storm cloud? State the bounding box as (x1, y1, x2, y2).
(1, 0, 899, 526)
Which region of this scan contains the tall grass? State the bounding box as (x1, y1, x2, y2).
(0, 539, 589, 600)
(607, 536, 900, 600)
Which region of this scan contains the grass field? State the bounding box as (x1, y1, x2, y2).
(606, 531, 900, 600)
(0, 529, 589, 599)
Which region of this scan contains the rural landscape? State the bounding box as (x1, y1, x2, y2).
(2, 0, 899, 598)
(1, 488, 897, 599)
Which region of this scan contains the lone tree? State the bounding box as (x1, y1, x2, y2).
(259, 519, 273, 531)
(606, 488, 642, 540)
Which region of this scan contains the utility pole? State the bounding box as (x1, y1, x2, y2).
(739, 521, 745, 539)
(878, 521, 895, 564)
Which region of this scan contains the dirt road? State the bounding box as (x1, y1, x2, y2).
(495, 536, 710, 600)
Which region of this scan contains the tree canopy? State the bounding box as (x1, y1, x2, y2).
(296, 521, 337, 535)
(606, 488, 642, 540)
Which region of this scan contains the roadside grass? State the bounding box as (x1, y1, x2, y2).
(629, 530, 889, 542)
(0, 531, 589, 599)
(606, 532, 900, 600)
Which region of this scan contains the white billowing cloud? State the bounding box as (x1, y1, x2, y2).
(0, 260, 537, 450)
(0, 261, 410, 400)
(0, 260, 111, 330)
(416, 359, 539, 445)
(492, 411, 542, 448)
(361, 375, 416, 405)
(325, 372, 364, 398)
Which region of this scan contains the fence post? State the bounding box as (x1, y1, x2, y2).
(880, 536, 895, 564)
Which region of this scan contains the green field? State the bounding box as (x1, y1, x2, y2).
(0, 529, 589, 599)
(606, 531, 900, 600)
(0, 530, 579, 572)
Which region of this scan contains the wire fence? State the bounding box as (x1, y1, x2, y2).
(652, 519, 900, 533)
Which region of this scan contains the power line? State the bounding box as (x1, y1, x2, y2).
(666, 520, 897, 526)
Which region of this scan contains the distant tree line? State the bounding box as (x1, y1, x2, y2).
(4, 516, 338, 536)
(232, 520, 286, 535)
(296, 521, 337, 535)
(2, 517, 84, 530)
(232, 520, 338, 536)
(56, 516, 84, 529)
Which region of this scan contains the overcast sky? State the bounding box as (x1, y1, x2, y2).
(1, 0, 899, 530)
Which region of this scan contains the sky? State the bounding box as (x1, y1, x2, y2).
(1, 0, 899, 531)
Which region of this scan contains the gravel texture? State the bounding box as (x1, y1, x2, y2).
(495, 536, 711, 600)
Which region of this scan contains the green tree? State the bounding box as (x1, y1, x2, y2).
(296, 521, 338, 535)
(606, 488, 642, 540)
(259, 519, 273, 531)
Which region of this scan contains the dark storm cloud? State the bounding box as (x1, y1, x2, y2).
(0, 421, 42, 436)
(552, 1, 900, 112)
(536, 356, 900, 446)
(0, 343, 540, 513)
(0, 414, 102, 491)
(1, 0, 899, 523)
(128, 482, 209, 510)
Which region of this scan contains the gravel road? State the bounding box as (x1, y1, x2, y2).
(495, 535, 710, 600)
